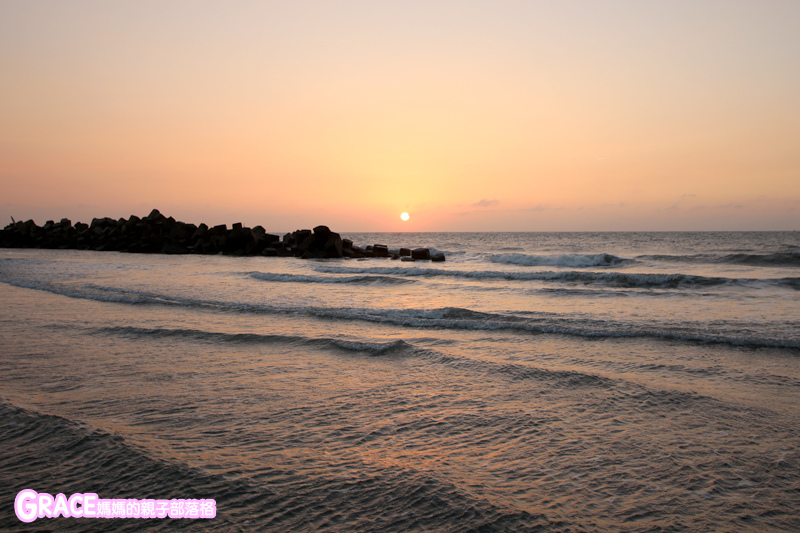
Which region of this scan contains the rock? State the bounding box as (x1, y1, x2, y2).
(191, 223, 208, 240)
(324, 232, 343, 258)
(147, 209, 166, 222)
(313, 225, 332, 239)
(251, 225, 266, 240)
(291, 226, 343, 258)
(291, 229, 312, 250)
(343, 240, 366, 258)
(0, 210, 445, 262)
(411, 247, 431, 260)
(222, 223, 249, 255)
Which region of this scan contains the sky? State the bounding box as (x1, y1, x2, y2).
(1, 0, 799, 232)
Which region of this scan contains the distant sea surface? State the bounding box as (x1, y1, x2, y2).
(1, 231, 799, 532)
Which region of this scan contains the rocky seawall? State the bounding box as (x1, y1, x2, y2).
(0, 209, 445, 261)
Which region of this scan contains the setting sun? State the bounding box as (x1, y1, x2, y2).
(400, 212, 410, 222)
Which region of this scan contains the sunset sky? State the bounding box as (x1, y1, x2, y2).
(2, 1, 799, 231)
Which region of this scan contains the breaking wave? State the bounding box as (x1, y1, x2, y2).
(489, 252, 628, 267)
(640, 251, 800, 268)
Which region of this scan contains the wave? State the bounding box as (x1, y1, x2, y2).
(94, 325, 621, 391)
(247, 271, 415, 285)
(0, 400, 264, 532)
(640, 251, 800, 268)
(0, 401, 576, 532)
(0, 400, 566, 532)
(4, 278, 798, 351)
(304, 306, 800, 351)
(94, 323, 800, 395)
(100, 301, 790, 352)
(5, 266, 771, 299)
(0, 278, 176, 305)
(312, 265, 774, 289)
(489, 252, 629, 267)
(780, 278, 800, 290)
(98, 326, 411, 357)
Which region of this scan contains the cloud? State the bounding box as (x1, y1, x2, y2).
(519, 204, 566, 212)
(471, 199, 499, 208)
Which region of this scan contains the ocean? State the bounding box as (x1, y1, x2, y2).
(1, 231, 799, 532)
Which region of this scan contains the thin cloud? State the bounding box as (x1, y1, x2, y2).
(519, 205, 566, 212)
(472, 199, 499, 208)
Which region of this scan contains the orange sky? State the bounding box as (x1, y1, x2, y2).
(1, 1, 799, 231)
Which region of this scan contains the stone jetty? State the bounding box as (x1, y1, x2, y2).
(0, 209, 445, 261)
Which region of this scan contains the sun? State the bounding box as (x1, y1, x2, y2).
(400, 212, 410, 221)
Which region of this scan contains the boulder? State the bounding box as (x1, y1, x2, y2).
(0, 210, 445, 262)
(146, 209, 166, 222)
(191, 223, 209, 240)
(313, 225, 332, 239)
(251, 225, 266, 240)
(373, 244, 389, 258)
(411, 247, 431, 260)
(324, 232, 343, 258)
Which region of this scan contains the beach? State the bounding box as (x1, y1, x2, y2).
(1, 231, 799, 531)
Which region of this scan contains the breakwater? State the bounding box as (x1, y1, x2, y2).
(0, 209, 444, 261)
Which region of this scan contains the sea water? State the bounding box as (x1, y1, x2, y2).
(1, 231, 799, 531)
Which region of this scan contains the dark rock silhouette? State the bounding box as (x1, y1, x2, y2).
(0, 209, 444, 261)
(411, 247, 431, 260)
